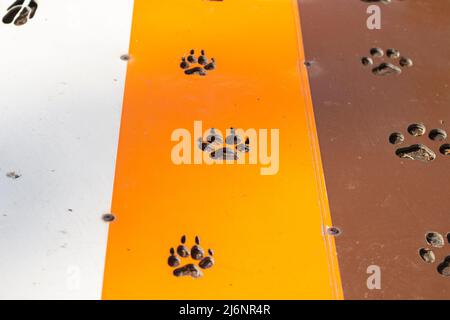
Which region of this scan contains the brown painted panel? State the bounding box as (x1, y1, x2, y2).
(298, 0, 450, 299)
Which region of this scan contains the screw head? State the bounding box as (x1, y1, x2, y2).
(102, 213, 116, 222)
(326, 226, 342, 236)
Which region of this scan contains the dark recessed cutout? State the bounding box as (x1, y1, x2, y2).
(102, 213, 116, 222)
(370, 48, 384, 57)
(2, 0, 38, 26)
(386, 48, 400, 59)
(429, 129, 447, 141)
(363, 48, 412, 76)
(361, 57, 373, 66)
(389, 132, 404, 145)
(426, 232, 445, 248)
(419, 248, 435, 264)
(437, 256, 450, 277)
(407, 123, 426, 137)
(180, 49, 215, 76)
(440, 144, 450, 156)
(327, 227, 341, 236)
(169, 235, 215, 278)
(395, 144, 436, 162)
(399, 57, 413, 68)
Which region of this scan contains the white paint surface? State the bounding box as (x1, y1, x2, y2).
(0, 0, 134, 299)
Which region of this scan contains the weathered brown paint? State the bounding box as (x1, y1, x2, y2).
(298, 0, 450, 299)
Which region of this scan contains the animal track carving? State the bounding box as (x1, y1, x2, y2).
(389, 124, 449, 162)
(197, 128, 250, 160)
(362, 47, 413, 76)
(2, 0, 38, 26)
(180, 49, 216, 76)
(418, 232, 450, 277)
(168, 235, 215, 278)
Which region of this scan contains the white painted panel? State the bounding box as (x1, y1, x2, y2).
(0, 0, 134, 299)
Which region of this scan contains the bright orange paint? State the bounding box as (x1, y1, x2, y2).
(102, 0, 343, 299)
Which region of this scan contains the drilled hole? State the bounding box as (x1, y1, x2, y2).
(120, 54, 131, 61)
(326, 227, 341, 236)
(419, 248, 435, 264)
(102, 213, 116, 222)
(389, 132, 404, 145)
(407, 123, 426, 137)
(426, 232, 445, 248)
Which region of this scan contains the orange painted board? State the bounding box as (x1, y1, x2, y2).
(102, 0, 342, 299)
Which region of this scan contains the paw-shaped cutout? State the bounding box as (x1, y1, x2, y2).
(197, 128, 250, 160)
(418, 232, 450, 277)
(362, 48, 413, 76)
(389, 124, 449, 162)
(168, 235, 215, 278)
(180, 49, 216, 76)
(2, 0, 38, 26)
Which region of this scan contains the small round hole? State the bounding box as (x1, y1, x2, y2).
(102, 213, 116, 222)
(326, 226, 341, 236)
(120, 54, 131, 61)
(407, 123, 426, 137)
(389, 132, 404, 145)
(429, 129, 447, 141)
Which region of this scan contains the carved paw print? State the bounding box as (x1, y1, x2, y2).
(389, 123, 449, 162)
(168, 235, 215, 279)
(197, 128, 250, 160)
(362, 48, 413, 76)
(2, 0, 38, 26)
(418, 232, 450, 277)
(179, 49, 216, 76)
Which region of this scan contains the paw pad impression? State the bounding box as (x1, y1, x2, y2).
(180, 49, 216, 76)
(362, 48, 413, 76)
(418, 232, 450, 277)
(2, 0, 38, 26)
(389, 123, 449, 162)
(168, 235, 215, 279)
